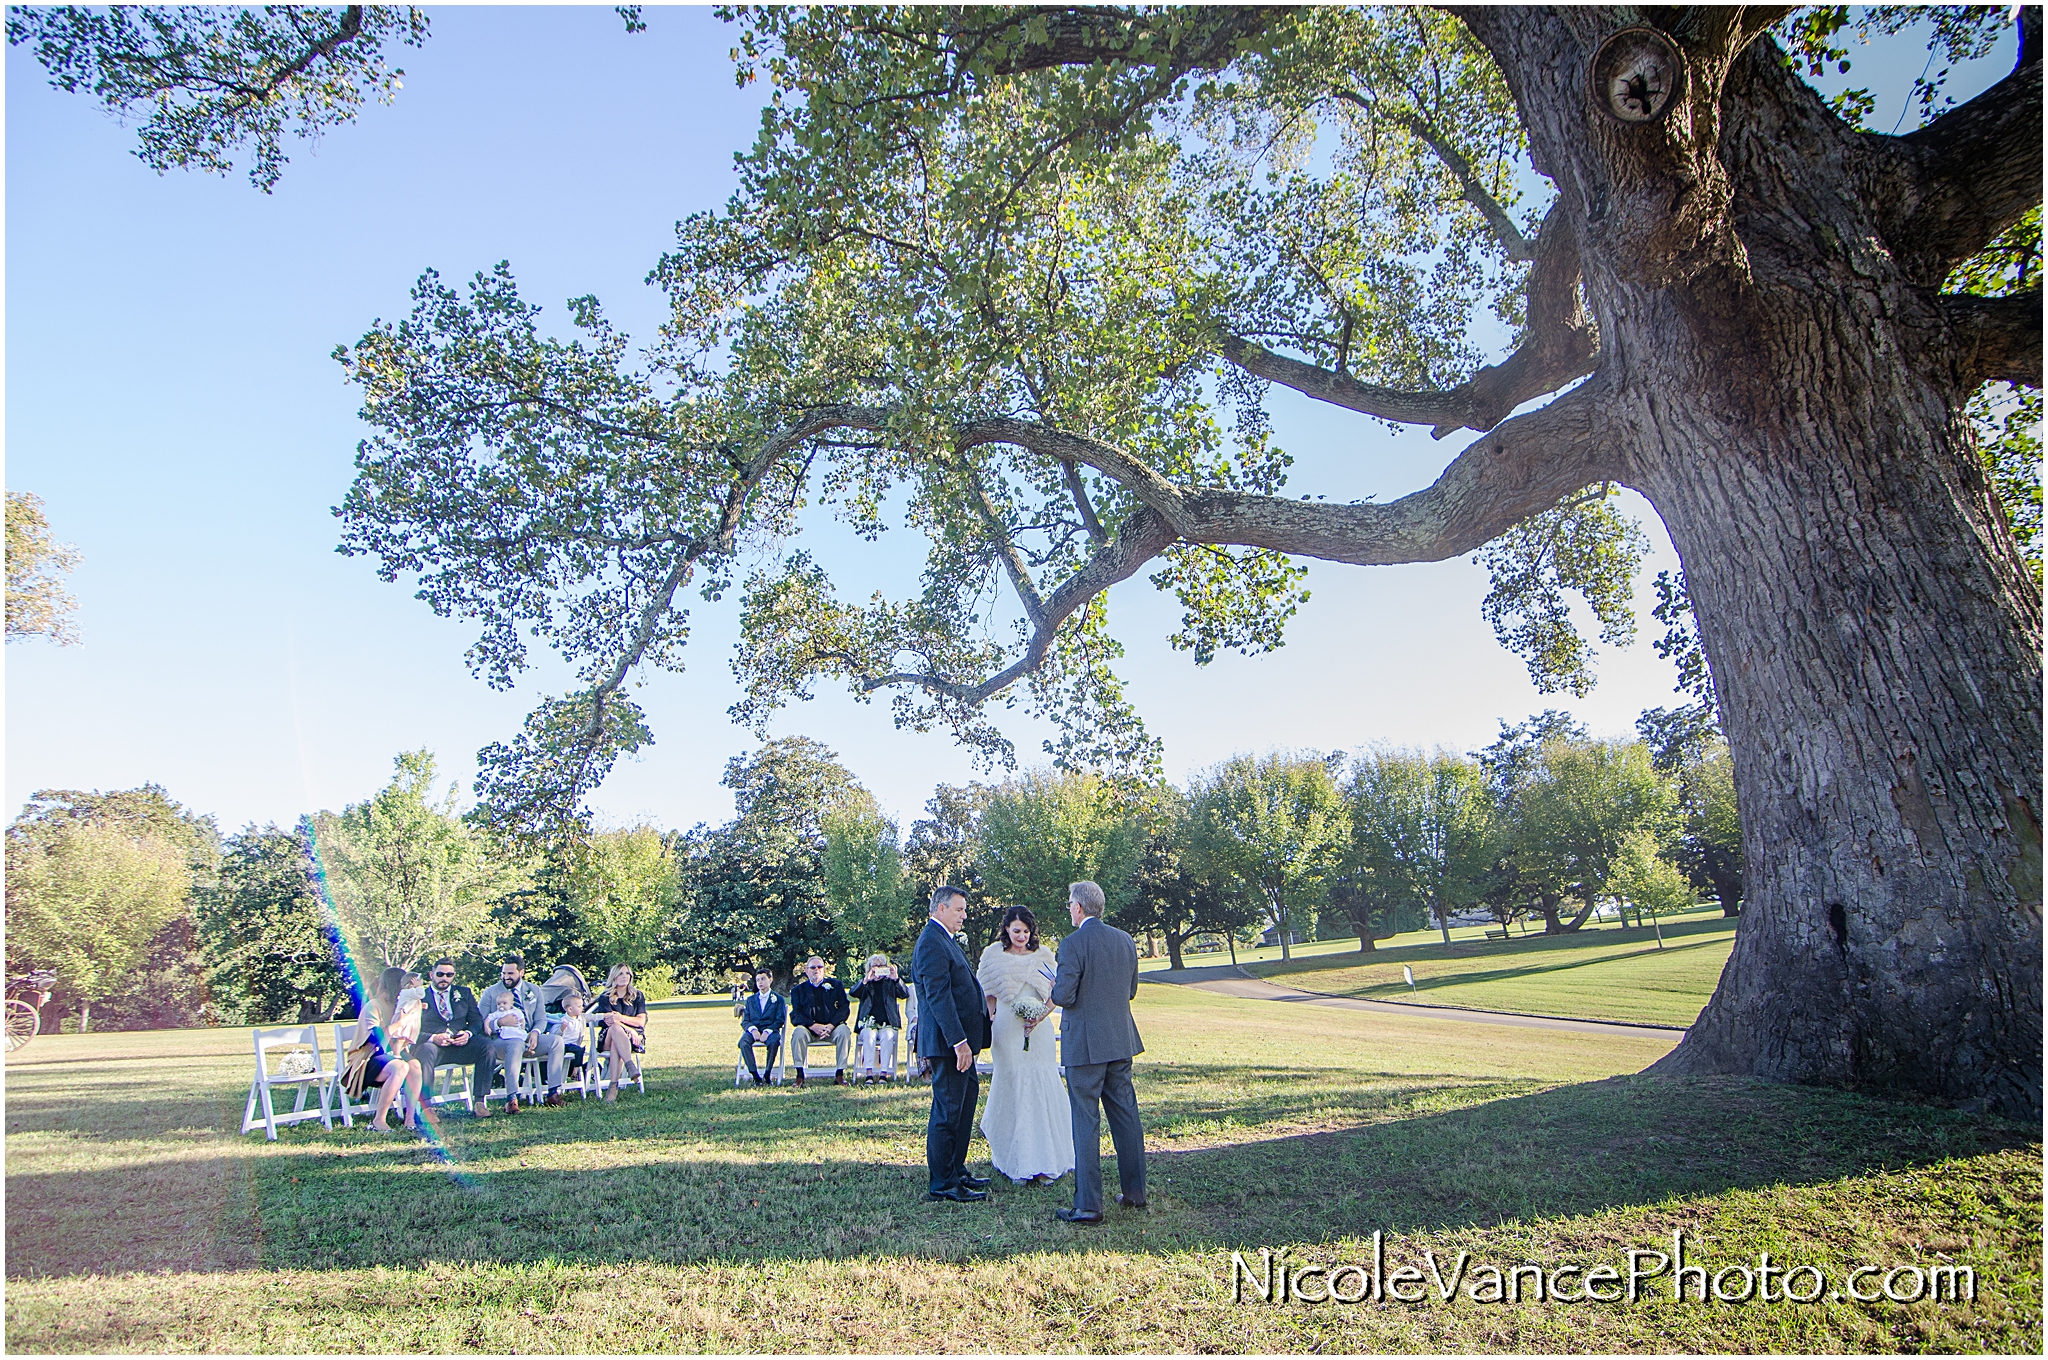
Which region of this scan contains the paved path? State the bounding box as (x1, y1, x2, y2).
(1144, 963, 1685, 1039)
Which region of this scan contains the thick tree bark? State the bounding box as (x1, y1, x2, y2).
(1448, 16, 2043, 1116)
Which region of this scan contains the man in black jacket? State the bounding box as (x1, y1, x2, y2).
(788, 956, 852, 1086)
(912, 886, 990, 1202)
(416, 958, 491, 1116)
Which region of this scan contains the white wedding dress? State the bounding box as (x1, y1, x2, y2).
(976, 942, 1075, 1183)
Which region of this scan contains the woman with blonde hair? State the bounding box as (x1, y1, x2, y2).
(849, 952, 909, 1081)
(590, 963, 647, 1100)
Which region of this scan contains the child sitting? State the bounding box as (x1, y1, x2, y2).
(556, 993, 589, 1081)
(483, 990, 526, 1045)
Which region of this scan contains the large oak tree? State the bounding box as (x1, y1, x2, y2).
(17, 6, 2041, 1116)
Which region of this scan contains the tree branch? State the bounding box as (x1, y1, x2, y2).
(1860, 9, 2042, 283)
(1218, 203, 1597, 437)
(1943, 290, 2044, 390)
(818, 386, 1615, 711)
(1331, 89, 1534, 262)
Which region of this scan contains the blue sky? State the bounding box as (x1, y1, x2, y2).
(4, 6, 2020, 836)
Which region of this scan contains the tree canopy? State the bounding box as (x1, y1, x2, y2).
(17, 4, 2041, 1113)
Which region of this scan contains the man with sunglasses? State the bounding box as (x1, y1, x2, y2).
(416, 958, 492, 1116)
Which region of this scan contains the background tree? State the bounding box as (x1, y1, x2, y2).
(6, 820, 191, 1032)
(1192, 751, 1347, 962)
(1516, 740, 1677, 934)
(823, 792, 917, 962)
(1605, 830, 1697, 950)
(975, 768, 1141, 944)
(313, 750, 529, 972)
(669, 737, 862, 988)
(5, 490, 82, 644)
(27, 7, 2043, 1113)
(199, 823, 347, 1023)
(1670, 741, 1745, 919)
(902, 782, 992, 943)
(1115, 785, 1260, 969)
(561, 823, 679, 976)
(5, 785, 220, 1030)
(1347, 748, 1493, 947)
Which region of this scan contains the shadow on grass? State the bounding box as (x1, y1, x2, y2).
(10, 1063, 2030, 1278)
(1252, 913, 1738, 979)
(1331, 935, 1730, 1002)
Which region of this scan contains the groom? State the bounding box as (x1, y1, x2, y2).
(1049, 879, 1147, 1224)
(913, 884, 992, 1202)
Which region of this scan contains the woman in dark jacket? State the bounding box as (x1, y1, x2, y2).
(849, 954, 910, 1082)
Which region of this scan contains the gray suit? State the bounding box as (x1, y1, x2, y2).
(477, 978, 566, 1098)
(1050, 914, 1146, 1214)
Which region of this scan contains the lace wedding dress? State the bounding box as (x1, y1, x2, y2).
(975, 942, 1075, 1182)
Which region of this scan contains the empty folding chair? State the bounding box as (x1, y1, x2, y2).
(241, 1025, 338, 1140)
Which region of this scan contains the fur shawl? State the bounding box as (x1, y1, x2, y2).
(976, 942, 1057, 1009)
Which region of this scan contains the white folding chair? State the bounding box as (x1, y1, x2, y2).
(482, 1050, 547, 1106)
(422, 1060, 475, 1109)
(241, 1025, 338, 1140)
(329, 1023, 373, 1128)
(734, 1024, 787, 1087)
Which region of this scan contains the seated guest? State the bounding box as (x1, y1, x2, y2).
(349, 967, 424, 1131)
(556, 993, 590, 1082)
(591, 963, 648, 1101)
(789, 955, 853, 1087)
(479, 953, 570, 1110)
(416, 958, 492, 1116)
(737, 968, 786, 1086)
(850, 954, 909, 1082)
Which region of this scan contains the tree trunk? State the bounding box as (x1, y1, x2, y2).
(1433, 894, 1451, 947)
(1460, 6, 2044, 1121)
(78, 1001, 91, 1034)
(1356, 927, 1376, 954)
(1165, 929, 1187, 971)
(1272, 891, 1291, 961)
(1643, 392, 2041, 1114)
(1537, 893, 1564, 934)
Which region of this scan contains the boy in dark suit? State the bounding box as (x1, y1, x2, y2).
(912, 885, 990, 1201)
(416, 957, 492, 1116)
(737, 967, 786, 1085)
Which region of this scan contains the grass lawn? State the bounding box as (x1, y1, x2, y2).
(5, 986, 2037, 1353)
(1245, 912, 1740, 1028)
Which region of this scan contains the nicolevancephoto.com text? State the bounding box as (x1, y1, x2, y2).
(1230, 1232, 1976, 1307)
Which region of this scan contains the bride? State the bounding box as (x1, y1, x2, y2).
(976, 906, 1075, 1184)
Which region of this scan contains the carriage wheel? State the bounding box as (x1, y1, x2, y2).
(5, 997, 41, 1053)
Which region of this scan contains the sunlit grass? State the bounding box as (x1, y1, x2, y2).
(6, 983, 2037, 1353)
(1244, 913, 1739, 1027)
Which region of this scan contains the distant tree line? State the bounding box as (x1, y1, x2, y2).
(3, 711, 1741, 1030)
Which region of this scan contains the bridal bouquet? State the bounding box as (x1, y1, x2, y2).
(1013, 996, 1052, 1049)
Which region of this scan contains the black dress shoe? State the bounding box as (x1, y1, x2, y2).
(1054, 1207, 1104, 1224)
(1116, 1192, 1148, 1209)
(957, 1173, 991, 1191)
(925, 1184, 987, 1202)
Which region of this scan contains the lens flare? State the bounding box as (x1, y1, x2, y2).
(299, 816, 474, 1187)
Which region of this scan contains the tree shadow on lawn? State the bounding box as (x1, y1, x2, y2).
(12, 1065, 2025, 1278)
(1260, 913, 1737, 977)
(1302, 935, 1731, 1002)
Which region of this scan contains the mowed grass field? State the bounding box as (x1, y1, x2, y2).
(5, 985, 2038, 1353)
(1248, 912, 1740, 1027)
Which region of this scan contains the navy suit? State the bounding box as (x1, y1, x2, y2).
(737, 988, 786, 1080)
(912, 916, 989, 1193)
